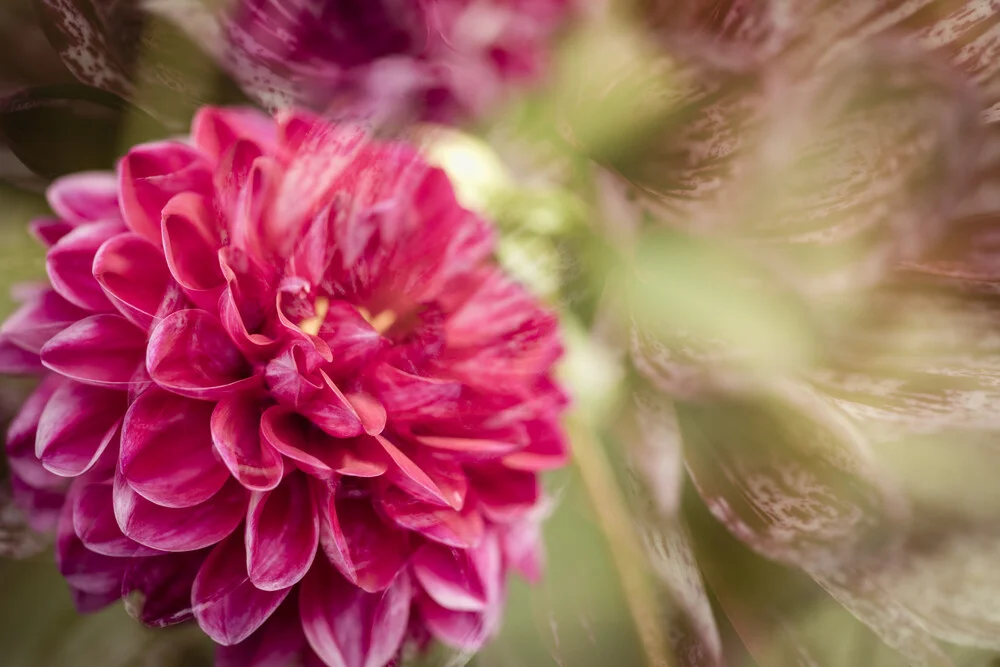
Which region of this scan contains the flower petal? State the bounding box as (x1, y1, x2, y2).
(46, 220, 123, 311)
(376, 436, 467, 509)
(93, 232, 172, 330)
(162, 192, 226, 294)
(246, 473, 318, 591)
(123, 550, 207, 627)
(147, 309, 257, 399)
(56, 497, 128, 614)
(35, 381, 125, 477)
(260, 408, 388, 479)
(121, 389, 230, 508)
(318, 487, 410, 594)
(72, 481, 159, 557)
(1, 288, 88, 354)
(380, 486, 483, 549)
(300, 557, 411, 667)
(215, 596, 308, 667)
(501, 419, 569, 471)
(193, 530, 291, 646)
(41, 313, 146, 387)
(114, 470, 248, 552)
(212, 393, 284, 492)
(412, 542, 487, 612)
(46, 171, 120, 224)
(118, 140, 213, 244)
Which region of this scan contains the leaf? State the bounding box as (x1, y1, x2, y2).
(0, 84, 167, 177)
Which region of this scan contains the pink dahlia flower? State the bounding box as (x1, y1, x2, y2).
(0, 105, 568, 665)
(158, 0, 572, 121)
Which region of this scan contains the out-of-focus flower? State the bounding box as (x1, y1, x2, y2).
(0, 105, 568, 666)
(558, 2, 1000, 666)
(148, 0, 574, 121)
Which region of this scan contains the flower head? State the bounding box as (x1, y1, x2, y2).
(1, 105, 568, 665)
(173, 0, 573, 121)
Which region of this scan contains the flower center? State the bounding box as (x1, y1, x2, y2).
(297, 297, 330, 336)
(357, 306, 398, 335)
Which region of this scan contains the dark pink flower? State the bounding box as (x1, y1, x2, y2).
(1, 105, 568, 665)
(154, 0, 573, 122)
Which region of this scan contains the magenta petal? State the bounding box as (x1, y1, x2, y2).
(121, 389, 230, 508)
(380, 486, 484, 549)
(41, 314, 146, 387)
(30, 217, 74, 247)
(412, 543, 487, 612)
(1, 289, 88, 353)
(298, 372, 364, 437)
(193, 530, 291, 646)
(468, 465, 540, 523)
(123, 550, 207, 627)
(376, 436, 467, 509)
(502, 419, 569, 471)
(114, 470, 248, 551)
(317, 301, 387, 376)
(417, 533, 503, 651)
(93, 232, 172, 330)
(0, 337, 43, 374)
(246, 473, 318, 591)
(414, 426, 526, 462)
(56, 497, 128, 613)
(73, 481, 160, 557)
(118, 140, 213, 244)
(46, 220, 123, 311)
(369, 364, 461, 421)
(6, 375, 66, 489)
(162, 192, 225, 293)
(264, 343, 324, 408)
(212, 393, 284, 491)
(216, 596, 308, 667)
(35, 381, 125, 477)
(318, 489, 410, 594)
(261, 408, 388, 479)
(47, 172, 120, 224)
(192, 106, 277, 162)
(300, 557, 412, 667)
(147, 309, 257, 399)
(220, 284, 279, 359)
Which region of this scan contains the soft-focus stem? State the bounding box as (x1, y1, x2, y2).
(570, 418, 674, 667)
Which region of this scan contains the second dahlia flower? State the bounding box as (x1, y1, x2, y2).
(0, 105, 568, 665)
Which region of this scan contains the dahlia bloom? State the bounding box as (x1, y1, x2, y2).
(153, 0, 572, 121)
(583, 2, 1000, 665)
(0, 105, 567, 665)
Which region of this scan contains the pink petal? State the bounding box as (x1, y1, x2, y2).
(297, 371, 364, 437)
(413, 423, 527, 462)
(318, 488, 410, 594)
(246, 473, 319, 591)
(412, 542, 487, 612)
(193, 530, 291, 646)
(162, 192, 225, 293)
(29, 217, 74, 247)
(123, 550, 207, 627)
(118, 140, 214, 244)
(114, 470, 248, 552)
(380, 486, 484, 549)
(121, 389, 230, 508)
(46, 220, 123, 311)
(300, 557, 412, 667)
(220, 284, 279, 359)
(0, 337, 43, 374)
(376, 436, 467, 509)
(56, 498, 128, 613)
(369, 363, 461, 419)
(263, 343, 324, 408)
(316, 300, 387, 376)
(93, 232, 172, 330)
(212, 393, 284, 491)
(72, 480, 160, 557)
(35, 381, 125, 477)
(502, 419, 569, 471)
(192, 106, 277, 162)
(1, 288, 87, 354)
(46, 171, 120, 224)
(41, 314, 146, 387)
(11, 474, 67, 533)
(216, 596, 308, 667)
(147, 309, 258, 399)
(6, 375, 66, 489)
(260, 408, 389, 479)
(500, 518, 544, 583)
(467, 464, 540, 523)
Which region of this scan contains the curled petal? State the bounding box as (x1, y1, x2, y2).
(147, 309, 258, 399)
(192, 106, 277, 162)
(377, 436, 467, 509)
(162, 192, 225, 293)
(35, 381, 125, 477)
(41, 314, 146, 387)
(260, 408, 389, 479)
(121, 389, 230, 508)
(114, 470, 248, 552)
(212, 393, 284, 491)
(380, 486, 484, 549)
(46, 171, 120, 224)
(412, 542, 487, 612)
(193, 530, 291, 646)
(246, 473, 318, 591)
(93, 232, 172, 330)
(368, 363, 461, 421)
(45, 220, 123, 311)
(300, 557, 411, 667)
